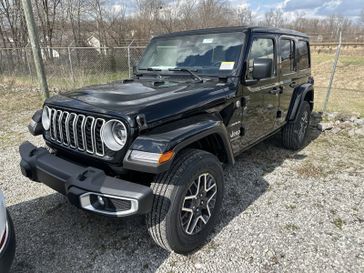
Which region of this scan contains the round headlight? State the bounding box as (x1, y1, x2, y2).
(42, 106, 51, 130)
(101, 120, 128, 151)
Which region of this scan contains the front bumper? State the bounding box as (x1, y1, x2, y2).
(19, 141, 153, 217)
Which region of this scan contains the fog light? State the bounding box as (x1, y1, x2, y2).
(80, 192, 139, 217)
(97, 195, 105, 207)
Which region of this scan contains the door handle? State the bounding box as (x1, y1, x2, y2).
(270, 87, 282, 95)
(289, 81, 297, 88)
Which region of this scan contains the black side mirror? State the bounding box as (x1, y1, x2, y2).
(252, 58, 272, 80)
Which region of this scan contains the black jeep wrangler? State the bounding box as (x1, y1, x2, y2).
(20, 27, 313, 253)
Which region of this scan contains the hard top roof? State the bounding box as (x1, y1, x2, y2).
(155, 26, 309, 39)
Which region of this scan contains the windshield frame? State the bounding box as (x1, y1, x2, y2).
(136, 30, 247, 78)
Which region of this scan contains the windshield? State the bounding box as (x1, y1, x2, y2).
(138, 32, 245, 76)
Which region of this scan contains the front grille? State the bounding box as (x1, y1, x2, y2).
(48, 108, 106, 156)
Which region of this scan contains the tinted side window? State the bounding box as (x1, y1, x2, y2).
(298, 40, 310, 69)
(248, 38, 276, 79)
(280, 39, 295, 74)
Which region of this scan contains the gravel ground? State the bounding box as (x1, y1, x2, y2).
(0, 91, 363, 273)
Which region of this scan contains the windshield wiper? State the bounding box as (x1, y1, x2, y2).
(168, 68, 203, 83)
(136, 67, 163, 79)
(138, 67, 162, 71)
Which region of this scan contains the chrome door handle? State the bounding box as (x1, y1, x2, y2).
(270, 87, 282, 95)
(289, 81, 297, 88)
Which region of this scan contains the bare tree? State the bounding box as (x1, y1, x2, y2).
(264, 9, 285, 28)
(133, 0, 163, 37)
(177, 0, 196, 30)
(88, 0, 109, 47)
(66, 0, 88, 46)
(0, 0, 27, 47)
(34, 0, 62, 60)
(237, 7, 252, 26)
(197, 0, 233, 28)
(104, 3, 128, 45)
(1, 0, 364, 49)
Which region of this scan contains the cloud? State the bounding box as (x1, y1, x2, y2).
(111, 4, 123, 13)
(283, 0, 363, 17)
(284, 0, 327, 11)
(316, 0, 363, 16)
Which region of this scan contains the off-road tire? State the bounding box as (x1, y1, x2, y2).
(282, 101, 311, 150)
(146, 149, 224, 254)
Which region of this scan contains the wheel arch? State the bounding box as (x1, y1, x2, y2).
(123, 114, 235, 174)
(287, 83, 314, 122)
(174, 130, 234, 165)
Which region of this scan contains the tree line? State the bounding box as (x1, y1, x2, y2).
(1, 0, 364, 48)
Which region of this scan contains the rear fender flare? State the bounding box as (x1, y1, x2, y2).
(287, 83, 314, 122)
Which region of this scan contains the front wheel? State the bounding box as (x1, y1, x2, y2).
(146, 149, 224, 254)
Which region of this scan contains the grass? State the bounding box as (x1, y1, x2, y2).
(285, 204, 297, 210)
(312, 54, 364, 66)
(333, 218, 345, 230)
(294, 161, 326, 178)
(311, 51, 364, 114)
(284, 223, 300, 232)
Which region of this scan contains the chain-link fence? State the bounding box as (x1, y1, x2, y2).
(311, 45, 364, 114)
(0, 46, 146, 90)
(0, 44, 363, 114)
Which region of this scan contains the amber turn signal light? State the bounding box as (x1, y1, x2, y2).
(158, 151, 174, 164)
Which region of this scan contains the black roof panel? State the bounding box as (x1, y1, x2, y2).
(155, 26, 309, 39)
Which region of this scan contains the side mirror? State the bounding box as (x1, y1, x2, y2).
(252, 58, 272, 80)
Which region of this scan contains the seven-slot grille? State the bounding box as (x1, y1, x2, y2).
(48, 108, 106, 156)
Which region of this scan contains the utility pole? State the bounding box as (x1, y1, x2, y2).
(21, 0, 49, 99)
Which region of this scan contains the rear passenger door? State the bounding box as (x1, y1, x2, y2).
(278, 37, 311, 124)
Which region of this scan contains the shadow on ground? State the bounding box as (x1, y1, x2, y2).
(8, 114, 322, 273)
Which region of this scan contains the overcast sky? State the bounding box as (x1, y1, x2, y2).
(112, 0, 363, 21)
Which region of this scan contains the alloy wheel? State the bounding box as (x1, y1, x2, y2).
(180, 173, 217, 235)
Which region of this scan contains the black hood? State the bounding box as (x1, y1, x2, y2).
(46, 78, 232, 128)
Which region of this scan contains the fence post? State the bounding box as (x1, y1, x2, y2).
(25, 47, 34, 82)
(127, 39, 135, 79)
(68, 47, 75, 83)
(0, 49, 2, 74)
(323, 31, 342, 113)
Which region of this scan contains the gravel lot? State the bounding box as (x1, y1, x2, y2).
(0, 89, 363, 273)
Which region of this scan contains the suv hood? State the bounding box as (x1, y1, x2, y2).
(46, 79, 231, 127)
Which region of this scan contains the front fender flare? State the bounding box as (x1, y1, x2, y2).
(123, 114, 234, 173)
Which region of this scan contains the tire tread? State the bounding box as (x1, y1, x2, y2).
(146, 149, 216, 252)
(282, 101, 311, 150)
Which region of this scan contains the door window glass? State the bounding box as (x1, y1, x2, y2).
(247, 38, 276, 79)
(280, 39, 295, 74)
(297, 40, 310, 69)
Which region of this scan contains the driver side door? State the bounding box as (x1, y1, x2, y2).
(240, 34, 280, 146)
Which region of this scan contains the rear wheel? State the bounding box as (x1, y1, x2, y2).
(146, 149, 224, 254)
(282, 101, 311, 150)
